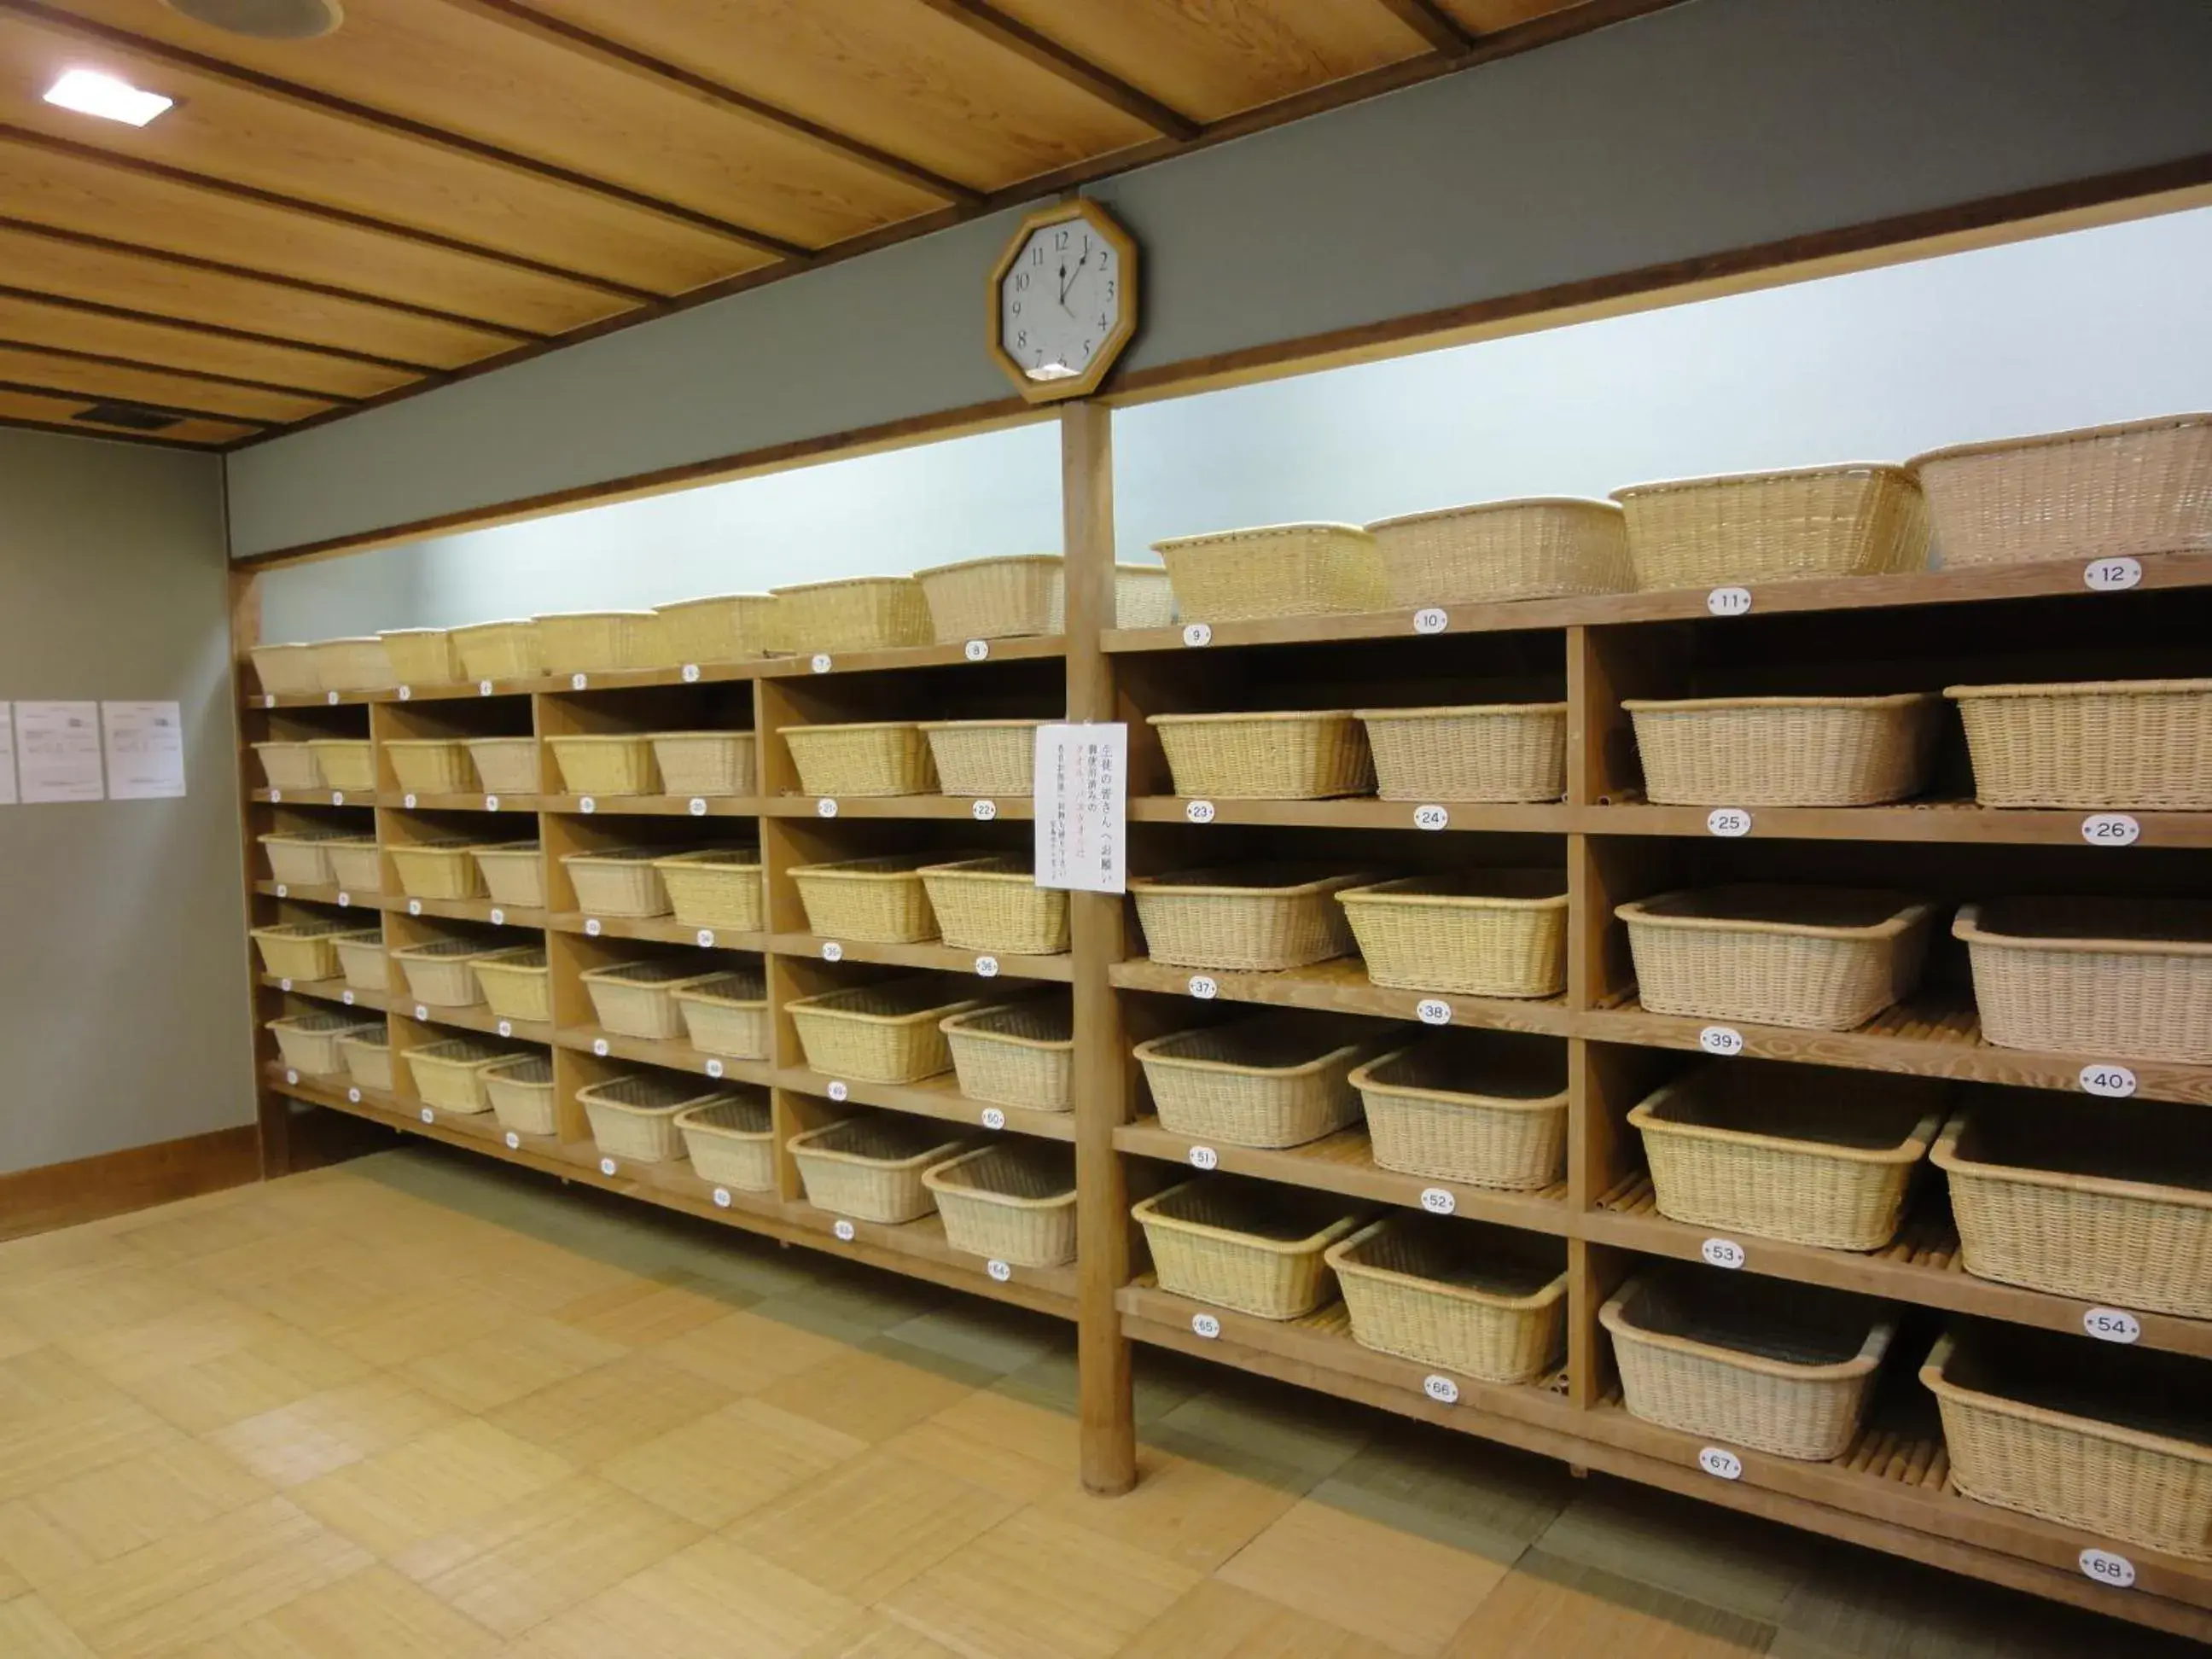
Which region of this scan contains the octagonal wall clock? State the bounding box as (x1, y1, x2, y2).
(987, 198, 1139, 404)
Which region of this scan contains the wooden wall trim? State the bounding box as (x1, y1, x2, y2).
(0, 1126, 260, 1243)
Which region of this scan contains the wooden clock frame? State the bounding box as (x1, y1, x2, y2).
(985, 198, 1140, 405)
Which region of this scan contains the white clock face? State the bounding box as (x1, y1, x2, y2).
(999, 218, 1121, 385)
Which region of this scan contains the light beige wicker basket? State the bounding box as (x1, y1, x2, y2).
(270, 1012, 380, 1076)
(781, 722, 938, 797)
(562, 848, 671, 917)
(1629, 1062, 1946, 1251)
(325, 837, 382, 896)
(1129, 864, 1372, 972)
(1153, 523, 1388, 622)
(672, 969, 770, 1060)
(1339, 871, 1569, 998)
(1911, 414, 2212, 567)
(383, 739, 476, 795)
(484, 1055, 556, 1136)
(1150, 711, 1374, 800)
(1934, 1097, 2212, 1318)
(533, 610, 662, 674)
(1619, 885, 1935, 1030)
(259, 830, 344, 887)
(464, 736, 540, 795)
(1326, 1215, 1569, 1384)
(789, 854, 940, 943)
(790, 1115, 969, 1223)
(341, 1028, 393, 1092)
(251, 742, 323, 792)
(941, 998, 1072, 1112)
(579, 1073, 737, 1163)
(1132, 1178, 1364, 1319)
(649, 732, 757, 798)
(1366, 498, 1633, 606)
(250, 643, 318, 698)
(393, 939, 526, 1007)
(1348, 1031, 1569, 1190)
(653, 847, 765, 933)
(1956, 898, 2212, 1063)
(923, 1144, 1078, 1266)
(676, 1091, 777, 1190)
(308, 637, 393, 692)
(473, 947, 550, 1025)
(472, 842, 545, 911)
(787, 979, 982, 1083)
(772, 576, 933, 654)
(911, 555, 1179, 640)
(331, 932, 389, 993)
(377, 628, 463, 686)
(249, 921, 373, 981)
(405, 1038, 512, 1114)
(917, 719, 1042, 799)
(1354, 703, 1567, 803)
(547, 735, 661, 797)
(1924, 1329, 2212, 1558)
(580, 959, 724, 1040)
(452, 620, 543, 682)
(1602, 1272, 1894, 1460)
(1623, 694, 1944, 807)
(1612, 464, 1928, 591)
(1947, 679, 2212, 810)
(653, 593, 785, 664)
(304, 740, 376, 793)
(389, 839, 489, 901)
(917, 857, 1068, 956)
(1134, 1014, 1391, 1150)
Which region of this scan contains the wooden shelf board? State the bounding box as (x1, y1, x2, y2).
(392, 1002, 556, 1045)
(555, 1027, 774, 1086)
(259, 974, 389, 1012)
(760, 794, 1036, 819)
(544, 913, 770, 950)
(540, 795, 764, 818)
(1583, 800, 2212, 847)
(253, 881, 385, 912)
(772, 933, 1074, 982)
(1110, 956, 1575, 1035)
(399, 897, 548, 928)
(1132, 797, 1569, 833)
(780, 1202, 1077, 1311)
(391, 793, 544, 813)
(757, 635, 1068, 677)
(777, 1068, 1075, 1141)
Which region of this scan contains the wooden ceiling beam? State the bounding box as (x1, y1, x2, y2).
(0, 374, 271, 428)
(0, 410, 224, 450)
(1367, 0, 1479, 54)
(0, 282, 443, 375)
(0, 335, 359, 404)
(910, 0, 1202, 142)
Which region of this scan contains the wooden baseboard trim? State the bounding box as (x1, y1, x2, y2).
(0, 1126, 261, 1243)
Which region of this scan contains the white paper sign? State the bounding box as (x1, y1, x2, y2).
(15, 701, 103, 802)
(1034, 722, 1128, 894)
(0, 705, 16, 805)
(101, 701, 186, 800)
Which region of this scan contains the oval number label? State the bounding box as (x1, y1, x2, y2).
(690, 798, 708, 817)
(683, 664, 701, 683)
(1412, 805, 1449, 831)
(599, 1156, 618, 1176)
(479, 680, 494, 696)
(2084, 557, 2142, 592)
(399, 685, 411, 701)
(585, 918, 602, 936)
(1412, 607, 1448, 635)
(1706, 586, 1752, 617)
(415, 1004, 429, 1022)
(275, 882, 288, 897)
(1706, 807, 1753, 837)
(981, 1108, 1007, 1130)
(817, 798, 838, 818)
(1188, 975, 1218, 999)
(331, 791, 346, 806)
(270, 790, 282, 804)
(2081, 813, 2140, 847)
(1419, 1187, 1455, 1216)
(1700, 1026, 1746, 1057)
(833, 1219, 856, 1242)
(485, 795, 500, 812)
(408, 900, 422, 917)
(337, 893, 351, 908)
(811, 653, 833, 673)
(279, 977, 293, 992)
(2080, 1063, 2137, 1098)
(696, 928, 715, 948)
(1190, 1313, 1221, 1339)
(705, 1059, 725, 1080)
(712, 1186, 731, 1208)
(1185, 800, 1215, 824)
(342, 992, 355, 1006)
(1698, 1447, 1743, 1481)
(326, 690, 340, 705)
(505, 1131, 521, 1150)
(1702, 1237, 1748, 1270)
(346, 1087, 361, 1104)
(1188, 1146, 1220, 1171)
(964, 639, 989, 661)
(284, 1068, 299, 1086)
(591, 1039, 609, 1057)
(404, 793, 418, 810)
(419, 1108, 434, 1124)
(975, 955, 999, 978)
(571, 673, 588, 690)
(1416, 998, 1452, 1026)
(971, 799, 998, 822)
(579, 796, 596, 814)
(2082, 1307, 2142, 1344)
(491, 910, 505, 927)
(987, 1259, 1012, 1282)
(2080, 1547, 2136, 1589)
(821, 940, 843, 963)
(1182, 623, 1212, 648)
(1422, 1374, 1458, 1404)
(827, 1081, 848, 1102)
(496, 1020, 513, 1038)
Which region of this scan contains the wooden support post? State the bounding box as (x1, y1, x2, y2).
(227, 566, 292, 1178)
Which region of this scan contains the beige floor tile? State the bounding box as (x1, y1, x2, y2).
(323, 1279, 537, 1369)
(291, 1419, 576, 1557)
(754, 1348, 979, 1445)
(648, 1307, 857, 1394)
(601, 1397, 867, 1529)
(112, 1204, 302, 1268)
(883, 1412, 1068, 1505)
(884, 1508, 1198, 1659)
(212, 1376, 463, 1489)
(924, 1390, 1080, 1475)
(0, 1229, 137, 1279)
(0, 1260, 205, 1345)
(1307, 1428, 1567, 1563)
(0, 1307, 42, 1365)
(1112, 1578, 1410, 1659)
(1535, 1480, 1813, 1625)
(121, 1329, 374, 1436)
(551, 1272, 737, 1348)
(0, 1345, 139, 1417)
(486, 1353, 735, 1466)
(800, 1610, 966, 1658)
(1442, 1551, 1773, 1658)
(58, 1296, 289, 1387)
(1037, 1447, 1301, 1573)
(0, 1440, 271, 1585)
(507, 1533, 863, 1658)
(457, 1250, 650, 1316)
(398, 1317, 627, 1415)
(0, 1398, 183, 1506)
(172, 1563, 504, 1658)
(0, 1592, 99, 1656)
(1218, 1497, 1512, 1659)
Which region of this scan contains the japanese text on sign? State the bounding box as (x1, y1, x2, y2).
(1033, 723, 1128, 894)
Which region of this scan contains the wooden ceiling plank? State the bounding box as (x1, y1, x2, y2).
(0, 282, 445, 375)
(909, 0, 1202, 139)
(0, 374, 270, 428)
(1368, 0, 1478, 53)
(0, 410, 224, 450)
(0, 387, 254, 445)
(1436, 0, 1595, 32)
(0, 342, 337, 422)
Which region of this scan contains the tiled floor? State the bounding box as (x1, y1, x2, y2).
(0, 1146, 2184, 1657)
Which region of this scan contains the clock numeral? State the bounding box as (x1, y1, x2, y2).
(1010, 300, 1021, 317)
(1054, 229, 1070, 250)
(1016, 330, 1026, 350)
(1032, 246, 1043, 265)
(1014, 271, 1029, 292)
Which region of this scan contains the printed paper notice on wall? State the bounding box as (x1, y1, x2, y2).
(1033, 722, 1127, 894)
(15, 701, 103, 803)
(0, 705, 16, 806)
(102, 701, 187, 800)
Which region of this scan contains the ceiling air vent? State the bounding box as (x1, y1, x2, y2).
(73, 403, 185, 433)
(163, 0, 343, 40)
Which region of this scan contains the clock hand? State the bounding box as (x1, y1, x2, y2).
(1058, 247, 1091, 308)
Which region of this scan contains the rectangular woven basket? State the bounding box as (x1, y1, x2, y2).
(1933, 1097, 2212, 1318)
(1325, 1215, 1569, 1384)
(579, 1073, 738, 1163)
(271, 1012, 380, 1075)
(1923, 1329, 2212, 1558)
(672, 969, 769, 1059)
(917, 857, 1068, 955)
(384, 740, 476, 795)
(655, 848, 765, 932)
(1348, 1031, 1569, 1190)
(782, 722, 938, 797)
(787, 980, 981, 1083)
(1355, 703, 1567, 803)
(534, 610, 665, 673)
(653, 593, 785, 663)
(1955, 898, 2212, 1063)
(308, 637, 393, 692)
(1130, 864, 1371, 972)
(918, 720, 1042, 798)
(771, 576, 933, 653)
(1365, 498, 1632, 606)
(1339, 871, 1569, 998)
(378, 628, 463, 686)
(250, 643, 318, 697)
(341, 1030, 393, 1092)
(923, 1144, 1078, 1266)
(562, 849, 671, 917)
(1153, 523, 1388, 622)
(332, 932, 389, 992)
(649, 732, 757, 798)
(393, 939, 521, 1006)
(1628, 1062, 1945, 1251)
(465, 737, 541, 795)
(452, 620, 543, 682)
(389, 840, 489, 900)
(250, 921, 369, 981)
(789, 1115, 968, 1223)
(259, 830, 343, 887)
(252, 742, 323, 791)
(676, 1092, 776, 1190)
(941, 998, 1073, 1111)
(472, 842, 545, 910)
(473, 947, 550, 1024)
(483, 1055, 556, 1136)
(1619, 885, 1935, 1030)
(580, 959, 724, 1039)
(305, 741, 376, 793)
(1611, 464, 1928, 591)
(1625, 694, 1943, 807)
(406, 1038, 511, 1113)
(1150, 711, 1374, 800)
(1134, 1014, 1390, 1150)
(548, 735, 661, 796)
(1947, 678, 2212, 810)
(911, 555, 1178, 640)
(1132, 1178, 1364, 1319)
(790, 854, 940, 943)
(1911, 414, 2212, 567)
(1601, 1272, 1894, 1460)
(325, 837, 381, 895)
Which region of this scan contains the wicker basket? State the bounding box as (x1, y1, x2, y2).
(917, 857, 1068, 955)
(580, 959, 724, 1040)
(473, 947, 550, 1025)
(1620, 885, 1935, 1030)
(911, 555, 1177, 640)
(1956, 898, 2212, 1063)
(1326, 1216, 1569, 1383)
(1134, 1014, 1390, 1150)
(1150, 711, 1374, 800)
(1339, 872, 1569, 998)
(653, 848, 765, 933)
(672, 969, 770, 1060)
(308, 637, 393, 693)
(259, 830, 344, 887)
(789, 854, 940, 943)
(1624, 695, 1944, 807)
(649, 732, 757, 798)
(562, 848, 670, 917)
(341, 1029, 393, 1092)
(1366, 498, 1632, 607)
(548, 735, 661, 797)
(1154, 523, 1389, 622)
(771, 576, 932, 654)
(1348, 1031, 1569, 1190)
(533, 610, 662, 673)
(1629, 1062, 1946, 1250)
(472, 842, 545, 911)
(1354, 704, 1567, 803)
(579, 1073, 738, 1163)
(389, 840, 489, 901)
(918, 720, 1042, 798)
(378, 628, 463, 686)
(405, 1038, 512, 1114)
(653, 593, 785, 663)
(250, 921, 373, 981)
(325, 837, 381, 896)
(1923, 1330, 2212, 1557)
(251, 742, 323, 791)
(332, 932, 389, 993)
(484, 1056, 556, 1136)
(271, 1012, 380, 1076)
(1934, 1097, 2212, 1318)
(941, 998, 1073, 1111)
(393, 939, 527, 1007)
(677, 1092, 777, 1190)
(1130, 864, 1371, 972)
(1947, 679, 2212, 810)
(250, 643, 318, 697)
(465, 737, 540, 795)
(383, 740, 475, 795)
(304, 741, 375, 793)
(787, 979, 981, 1083)
(1911, 414, 2212, 567)
(1602, 1272, 1894, 1460)
(1612, 465, 1928, 591)
(781, 723, 937, 797)
(452, 620, 543, 682)
(1133, 1178, 1364, 1319)
(789, 1115, 969, 1223)
(923, 1144, 1078, 1266)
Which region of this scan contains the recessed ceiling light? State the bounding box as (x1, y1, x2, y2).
(163, 0, 343, 40)
(44, 69, 174, 127)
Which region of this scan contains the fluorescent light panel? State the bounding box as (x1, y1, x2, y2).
(44, 69, 173, 127)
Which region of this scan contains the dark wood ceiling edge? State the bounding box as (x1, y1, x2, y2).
(1, 0, 812, 261)
(0, 335, 355, 404)
(0, 374, 271, 427)
(0, 410, 226, 450)
(0, 283, 446, 375)
(910, 0, 1202, 141)
(1367, 0, 1479, 54)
